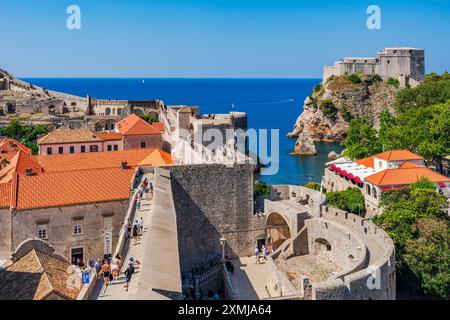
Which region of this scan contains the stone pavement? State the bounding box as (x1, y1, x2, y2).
(229, 256, 270, 300)
(91, 173, 154, 300)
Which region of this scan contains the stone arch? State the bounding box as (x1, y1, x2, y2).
(147, 111, 159, 119)
(105, 107, 112, 116)
(313, 238, 331, 253)
(117, 108, 122, 116)
(133, 108, 144, 116)
(6, 102, 15, 114)
(266, 212, 291, 250)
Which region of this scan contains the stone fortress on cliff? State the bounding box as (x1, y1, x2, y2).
(323, 47, 425, 87)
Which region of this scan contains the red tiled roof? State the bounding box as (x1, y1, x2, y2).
(365, 167, 450, 187)
(14, 167, 135, 210)
(0, 151, 43, 183)
(0, 182, 12, 208)
(116, 114, 161, 136)
(355, 156, 374, 168)
(0, 138, 31, 155)
(150, 122, 165, 133)
(96, 132, 123, 141)
(373, 150, 423, 161)
(33, 148, 172, 173)
(38, 128, 102, 145)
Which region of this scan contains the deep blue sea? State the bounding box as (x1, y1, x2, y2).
(22, 78, 343, 186)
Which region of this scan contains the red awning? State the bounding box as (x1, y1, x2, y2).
(353, 177, 362, 184)
(341, 170, 348, 176)
(330, 165, 336, 171)
(394, 185, 407, 189)
(438, 183, 446, 188)
(335, 167, 342, 173)
(381, 187, 393, 191)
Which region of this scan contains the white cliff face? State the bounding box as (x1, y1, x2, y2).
(288, 75, 398, 153)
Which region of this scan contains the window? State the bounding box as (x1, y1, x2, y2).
(37, 223, 48, 239)
(113, 145, 118, 151)
(90, 145, 99, 152)
(47, 147, 52, 155)
(81, 145, 85, 153)
(107, 145, 112, 151)
(140, 142, 146, 148)
(58, 146, 64, 154)
(373, 188, 378, 199)
(73, 219, 83, 235)
(70, 146, 75, 154)
(366, 184, 371, 195)
(378, 161, 382, 168)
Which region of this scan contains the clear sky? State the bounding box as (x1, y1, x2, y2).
(1, 0, 449, 78)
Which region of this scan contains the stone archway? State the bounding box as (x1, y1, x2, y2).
(133, 108, 144, 116)
(313, 238, 331, 253)
(266, 212, 291, 250)
(105, 107, 112, 116)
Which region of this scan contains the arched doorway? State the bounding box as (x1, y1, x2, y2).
(313, 238, 331, 253)
(266, 212, 291, 250)
(105, 107, 112, 116)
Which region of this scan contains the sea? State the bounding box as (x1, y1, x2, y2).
(22, 78, 344, 186)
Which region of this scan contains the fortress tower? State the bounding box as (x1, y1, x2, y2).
(323, 47, 425, 87)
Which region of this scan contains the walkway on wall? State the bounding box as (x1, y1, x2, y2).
(229, 257, 270, 300)
(91, 168, 182, 300)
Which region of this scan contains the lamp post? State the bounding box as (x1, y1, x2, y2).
(220, 237, 226, 262)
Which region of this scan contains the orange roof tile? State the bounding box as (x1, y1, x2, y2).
(399, 161, 423, 169)
(15, 167, 135, 210)
(0, 151, 43, 183)
(365, 167, 450, 187)
(355, 156, 374, 168)
(373, 150, 423, 161)
(116, 114, 161, 136)
(0, 138, 31, 155)
(33, 148, 172, 173)
(150, 122, 165, 133)
(138, 149, 173, 166)
(0, 182, 12, 208)
(96, 132, 123, 141)
(38, 128, 102, 145)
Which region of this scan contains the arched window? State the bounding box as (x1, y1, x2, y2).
(373, 188, 378, 199)
(366, 184, 371, 195)
(105, 107, 111, 115)
(117, 108, 122, 116)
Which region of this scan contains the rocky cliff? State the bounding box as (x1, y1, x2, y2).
(289, 74, 398, 153)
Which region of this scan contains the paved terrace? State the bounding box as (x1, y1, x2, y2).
(229, 257, 270, 300)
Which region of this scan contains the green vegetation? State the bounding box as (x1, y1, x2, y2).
(348, 73, 362, 84)
(373, 179, 449, 299)
(319, 99, 338, 121)
(0, 73, 4, 79)
(254, 181, 270, 197)
(343, 117, 382, 159)
(338, 105, 352, 122)
(304, 182, 321, 191)
(325, 187, 365, 215)
(387, 77, 400, 88)
(139, 114, 160, 123)
(0, 119, 48, 155)
(313, 83, 323, 93)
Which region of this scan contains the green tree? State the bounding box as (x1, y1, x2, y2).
(343, 117, 382, 159)
(304, 182, 321, 191)
(254, 181, 270, 197)
(325, 187, 365, 215)
(348, 73, 362, 84)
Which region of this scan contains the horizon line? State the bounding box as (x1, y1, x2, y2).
(19, 76, 323, 80)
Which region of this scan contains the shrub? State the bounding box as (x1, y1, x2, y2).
(339, 105, 352, 121)
(348, 73, 362, 84)
(325, 187, 365, 215)
(254, 181, 270, 197)
(304, 182, 321, 191)
(319, 99, 338, 120)
(387, 77, 400, 88)
(140, 114, 159, 123)
(314, 83, 323, 93)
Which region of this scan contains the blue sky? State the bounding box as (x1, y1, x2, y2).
(1, 0, 449, 77)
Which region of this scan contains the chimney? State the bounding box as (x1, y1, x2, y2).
(121, 161, 128, 169)
(25, 168, 34, 176)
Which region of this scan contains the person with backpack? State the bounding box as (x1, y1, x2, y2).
(124, 263, 135, 292)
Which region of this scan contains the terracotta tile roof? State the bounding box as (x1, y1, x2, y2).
(399, 161, 423, 169)
(373, 150, 423, 161)
(33, 148, 172, 173)
(138, 149, 174, 166)
(355, 156, 374, 168)
(0, 151, 43, 183)
(96, 132, 123, 141)
(0, 182, 12, 208)
(0, 138, 31, 155)
(15, 167, 135, 210)
(38, 128, 102, 145)
(150, 122, 165, 133)
(116, 114, 161, 136)
(365, 167, 450, 187)
(0, 249, 81, 300)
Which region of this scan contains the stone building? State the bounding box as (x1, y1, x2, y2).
(0, 148, 173, 263)
(116, 113, 164, 150)
(323, 47, 425, 87)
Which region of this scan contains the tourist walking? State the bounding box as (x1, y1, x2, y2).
(94, 258, 102, 276)
(132, 222, 140, 246)
(110, 255, 120, 281)
(139, 217, 144, 235)
(126, 219, 132, 239)
(101, 260, 111, 288)
(124, 263, 135, 292)
(254, 246, 259, 261)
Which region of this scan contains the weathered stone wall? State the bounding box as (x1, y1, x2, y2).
(11, 200, 129, 263)
(123, 134, 162, 150)
(0, 208, 11, 259)
(323, 169, 359, 192)
(169, 164, 266, 274)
